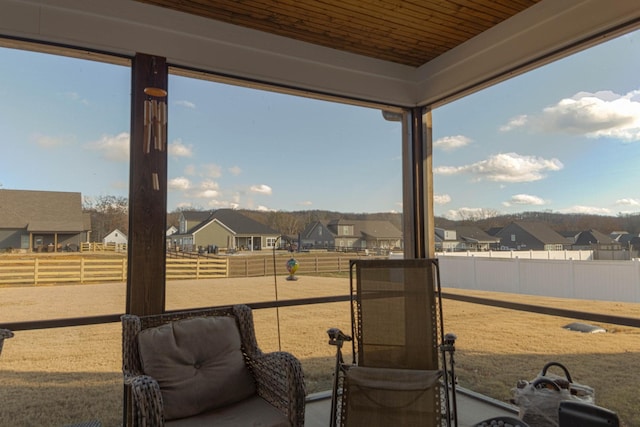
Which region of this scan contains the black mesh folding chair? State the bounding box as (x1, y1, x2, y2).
(328, 258, 457, 427)
(558, 401, 619, 427)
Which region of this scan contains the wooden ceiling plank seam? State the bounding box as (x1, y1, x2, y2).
(402, 0, 531, 28)
(324, 0, 487, 37)
(460, 0, 540, 21)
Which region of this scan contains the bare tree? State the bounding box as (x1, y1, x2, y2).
(83, 195, 129, 242)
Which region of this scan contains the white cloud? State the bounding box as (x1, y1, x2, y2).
(197, 189, 219, 198)
(499, 115, 528, 132)
(250, 184, 272, 195)
(169, 139, 193, 157)
(297, 201, 313, 206)
(559, 205, 613, 215)
(434, 152, 563, 182)
(168, 177, 191, 190)
(86, 132, 129, 162)
(31, 133, 70, 148)
(175, 100, 196, 109)
(434, 135, 472, 151)
(199, 180, 219, 191)
(511, 89, 640, 141)
(616, 198, 640, 206)
(228, 166, 242, 176)
(434, 194, 451, 205)
(257, 205, 275, 212)
(503, 194, 548, 207)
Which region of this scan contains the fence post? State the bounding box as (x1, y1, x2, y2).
(34, 258, 39, 285)
(80, 258, 85, 283)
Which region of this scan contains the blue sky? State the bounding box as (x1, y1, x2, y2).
(1, 29, 639, 219)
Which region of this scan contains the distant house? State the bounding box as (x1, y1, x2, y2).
(178, 210, 211, 234)
(573, 229, 619, 250)
(166, 225, 178, 236)
(495, 221, 568, 251)
(103, 228, 128, 245)
(435, 228, 459, 252)
(327, 219, 402, 252)
(300, 221, 335, 250)
(170, 209, 280, 252)
(0, 189, 91, 252)
(455, 225, 501, 251)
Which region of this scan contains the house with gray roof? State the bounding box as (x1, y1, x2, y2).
(327, 219, 402, 252)
(495, 221, 568, 251)
(573, 229, 619, 250)
(170, 209, 280, 252)
(0, 189, 90, 252)
(300, 221, 335, 250)
(454, 226, 501, 251)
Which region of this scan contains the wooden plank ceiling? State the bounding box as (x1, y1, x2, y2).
(133, 0, 541, 67)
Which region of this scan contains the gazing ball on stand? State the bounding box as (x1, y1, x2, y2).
(286, 257, 299, 281)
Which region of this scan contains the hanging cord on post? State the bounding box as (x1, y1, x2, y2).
(272, 236, 283, 351)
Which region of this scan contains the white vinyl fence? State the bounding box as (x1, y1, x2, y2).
(436, 249, 593, 260)
(438, 256, 640, 303)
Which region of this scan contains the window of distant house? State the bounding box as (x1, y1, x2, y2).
(318, 228, 322, 236)
(511, 234, 516, 242)
(266, 237, 277, 248)
(340, 225, 353, 235)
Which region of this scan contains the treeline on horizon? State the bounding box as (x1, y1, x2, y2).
(82, 194, 640, 243)
(240, 209, 640, 238)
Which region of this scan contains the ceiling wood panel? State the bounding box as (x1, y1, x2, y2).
(134, 0, 541, 67)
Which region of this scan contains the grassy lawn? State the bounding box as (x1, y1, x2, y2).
(1, 275, 639, 426)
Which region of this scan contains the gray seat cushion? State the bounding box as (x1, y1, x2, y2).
(137, 316, 256, 420)
(165, 395, 290, 427)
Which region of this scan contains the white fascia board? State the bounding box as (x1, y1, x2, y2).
(0, 0, 416, 106)
(414, 0, 640, 107)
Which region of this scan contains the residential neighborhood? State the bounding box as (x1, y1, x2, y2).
(1, 189, 640, 259)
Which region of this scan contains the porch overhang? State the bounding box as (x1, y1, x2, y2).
(1, 0, 639, 107)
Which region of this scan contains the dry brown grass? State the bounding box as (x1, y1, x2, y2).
(1, 276, 639, 426)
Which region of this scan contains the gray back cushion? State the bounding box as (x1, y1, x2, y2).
(137, 316, 257, 420)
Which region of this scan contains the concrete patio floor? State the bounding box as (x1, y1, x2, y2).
(305, 387, 521, 427)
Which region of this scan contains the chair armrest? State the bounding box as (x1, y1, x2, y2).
(250, 351, 306, 427)
(127, 375, 165, 427)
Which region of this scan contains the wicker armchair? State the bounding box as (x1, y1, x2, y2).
(122, 304, 305, 427)
(0, 328, 13, 356)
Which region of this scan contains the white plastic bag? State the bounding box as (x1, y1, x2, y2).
(512, 362, 594, 427)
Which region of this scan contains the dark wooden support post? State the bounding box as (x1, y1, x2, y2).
(126, 53, 168, 316)
(403, 106, 435, 259)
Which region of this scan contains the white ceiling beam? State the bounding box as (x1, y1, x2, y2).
(415, 0, 640, 107)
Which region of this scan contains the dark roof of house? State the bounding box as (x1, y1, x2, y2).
(0, 189, 86, 232)
(181, 210, 212, 222)
(300, 221, 332, 239)
(574, 229, 616, 246)
(455, 226, 500, 243)
(507, 221, 567, 244)
(190, 209, 279, 235)
(615, 233, 637, 244)
(355, 220, 402, 239)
